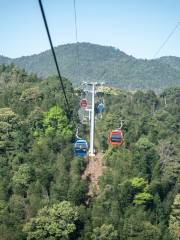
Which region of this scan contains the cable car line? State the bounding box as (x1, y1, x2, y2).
(38, 0, 72, 119)
(73, 0, 81, 82)
(73, 0, 78, 43)
(153, 21, 180, 59)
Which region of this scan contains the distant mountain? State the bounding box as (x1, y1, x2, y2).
(0, 56, 11, 65)
(0, 42, 180, 91)
(158, 56, 180, 70)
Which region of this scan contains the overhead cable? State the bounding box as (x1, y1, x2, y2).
(153, 21, 180, 58)
(73, 0, 80, 80)
(38, 0, 72, 118)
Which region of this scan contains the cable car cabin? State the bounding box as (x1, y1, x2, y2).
(80, 99, 88, 109)
(109, 130, 123, 145)
(95, 102, 104, 114)
(97, 103, 104, 113)
(74, 139, 88, 157)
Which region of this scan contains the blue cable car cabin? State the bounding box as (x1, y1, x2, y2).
(74, 139, 88, 157)
(97, 103, 104, 113)
(95, 102, 105, 114)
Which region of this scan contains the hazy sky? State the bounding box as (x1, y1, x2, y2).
(0, 0, 180, 59)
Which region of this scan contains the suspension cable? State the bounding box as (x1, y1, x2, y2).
(38, 0, 72, 118)
(73, 0, 78, 44)
(73, 0, 80, 82)
(153, 21, 180, 58)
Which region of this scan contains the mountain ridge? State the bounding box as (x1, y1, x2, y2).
(0, 42, 180, 90)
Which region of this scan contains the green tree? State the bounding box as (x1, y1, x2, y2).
(169, 193, 180, 240)
(133, 192, 153, 205)
(91, 224, 118, 240)
(23, 201, 78, 240)
(131, 177, 147, 192)
(20, 86, 43, 102)
(0, 107, 20, 153)
(123, 209, 161, 240)
(130, 177, 153, 205)
(43, 106, 72, 139)
(134, 137, 158, 180)
(12, 164, 33, 195)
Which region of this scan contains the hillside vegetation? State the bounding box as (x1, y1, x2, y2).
(0, 42, 180, 91)
(0, 64, 179, 240)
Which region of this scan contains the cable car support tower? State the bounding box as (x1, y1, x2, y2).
(89, 82, 95, 157)
(82, 82, 102, 157)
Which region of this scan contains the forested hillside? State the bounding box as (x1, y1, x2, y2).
(0, 43, 180, 91)
(0, 65, 179, 240)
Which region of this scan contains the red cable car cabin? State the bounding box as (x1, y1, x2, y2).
(80, 99, 88, 109)
(109, 130, 123, 145)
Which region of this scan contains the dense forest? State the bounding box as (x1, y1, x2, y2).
(1, 43, 180, 91)
(0, 64, 179, 240)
